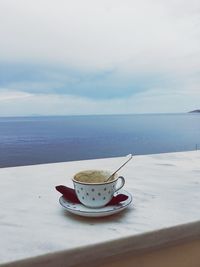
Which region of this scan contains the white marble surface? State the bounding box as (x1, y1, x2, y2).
(0, 151, 200, 266)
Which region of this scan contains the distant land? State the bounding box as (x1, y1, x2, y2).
(189, 109, 200, 113)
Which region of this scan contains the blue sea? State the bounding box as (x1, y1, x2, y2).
(0, 113, 199, 167)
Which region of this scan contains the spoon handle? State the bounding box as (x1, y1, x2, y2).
(106, 154, 133, 182)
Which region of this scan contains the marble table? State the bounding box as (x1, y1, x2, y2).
(0, 151, 200, 267)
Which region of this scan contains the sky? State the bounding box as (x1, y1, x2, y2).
(0, 0, 200, 116)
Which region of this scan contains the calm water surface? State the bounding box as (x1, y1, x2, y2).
(0, 113, 199, 167)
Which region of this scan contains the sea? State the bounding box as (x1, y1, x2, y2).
(0, 113, 200, 168)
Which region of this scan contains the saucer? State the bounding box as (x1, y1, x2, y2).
(59, 190, 132, 217)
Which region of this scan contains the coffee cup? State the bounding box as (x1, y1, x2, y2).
(72, 170, 125, 208)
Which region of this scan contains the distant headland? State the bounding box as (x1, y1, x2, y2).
(189, 109, 200, 113)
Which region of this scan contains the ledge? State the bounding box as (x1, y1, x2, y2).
(0, 151, 200, 266)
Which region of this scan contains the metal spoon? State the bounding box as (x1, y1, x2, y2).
(105, 154, 133, 182)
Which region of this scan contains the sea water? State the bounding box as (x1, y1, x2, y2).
(0, 113, 199, 167)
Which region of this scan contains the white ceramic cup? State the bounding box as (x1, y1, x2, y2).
(72, 170, 125, 208)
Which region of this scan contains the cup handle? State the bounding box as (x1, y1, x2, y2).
(115, 176, 125, 192)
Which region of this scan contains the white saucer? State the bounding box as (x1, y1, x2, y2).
(59, 190, 132, 218)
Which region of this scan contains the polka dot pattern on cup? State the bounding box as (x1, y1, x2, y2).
(73, 175, 125, 208)
(74, 184, 116, 207)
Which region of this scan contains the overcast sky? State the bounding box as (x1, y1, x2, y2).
(0, 0, 200, 116)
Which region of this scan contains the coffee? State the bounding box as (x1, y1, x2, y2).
(74, 170, 114, 184)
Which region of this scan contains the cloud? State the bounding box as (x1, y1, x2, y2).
(0, 0, 200, 114)
(0, 0, 200, 73)
(0, 90, 32, 101)
(0, 62, 171, 99)
(0, 88, 199, 116)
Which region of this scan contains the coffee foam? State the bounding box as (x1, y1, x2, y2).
(74, 170, 115, 184)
